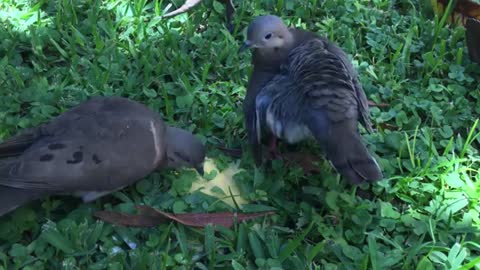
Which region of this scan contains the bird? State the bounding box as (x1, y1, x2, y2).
(240, 15, 383, 184)
(0, 96, 206, 217)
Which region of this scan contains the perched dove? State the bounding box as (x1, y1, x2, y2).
(0, 96, 206, 216)
(240, 15, 382, 184)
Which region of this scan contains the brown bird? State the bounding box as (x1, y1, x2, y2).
(0, 96, 206, 216)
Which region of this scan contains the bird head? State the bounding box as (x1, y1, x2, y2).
(164, 126, 206, 175)
(239, 15, 293, 55)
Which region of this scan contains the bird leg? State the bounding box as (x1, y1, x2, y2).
(267, 136, 282, 160)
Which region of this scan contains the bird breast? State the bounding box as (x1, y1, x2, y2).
(265, 108, 312, 144)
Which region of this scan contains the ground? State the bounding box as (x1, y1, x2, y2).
(0, 0, 479, 269)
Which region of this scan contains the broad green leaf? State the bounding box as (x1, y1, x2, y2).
(416, 257, 434, 270)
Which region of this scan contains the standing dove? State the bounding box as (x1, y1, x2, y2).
(240, 15, 382, 184)
(0, 96, 206, 217)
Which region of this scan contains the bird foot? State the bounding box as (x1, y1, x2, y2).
(266, 137, 282, 161)
(267, 149, 283, 161)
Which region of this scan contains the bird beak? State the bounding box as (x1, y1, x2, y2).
(195, 165, 204, 176)
(238, 40, 253, 53)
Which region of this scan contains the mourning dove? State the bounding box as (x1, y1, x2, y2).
(0, 96, 206, 216)
(240, 15, 382, 184)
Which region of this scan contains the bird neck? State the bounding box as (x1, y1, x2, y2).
(252, 52, 284, 71)
(283, 29, 295, 50)
(251, 29, 297, 71)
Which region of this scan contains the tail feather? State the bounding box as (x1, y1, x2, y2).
(325, 129, 382, 184)
(306, 114, 382, 184)
(0, 186, 44, 217)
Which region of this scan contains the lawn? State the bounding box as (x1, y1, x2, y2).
(1, 0, 480, 269)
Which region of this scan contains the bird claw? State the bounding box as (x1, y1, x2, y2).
(267, 149, 283, 161)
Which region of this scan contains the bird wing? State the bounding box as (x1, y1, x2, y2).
(324, 42, 373, 132)
(255, 67, 301, 137)
(0, 97, 166, 192)
(286, 38, 372, 130)
(0, 129, 40, 158)
(285, 38, 382, 183)
(244, 68, 278, 165)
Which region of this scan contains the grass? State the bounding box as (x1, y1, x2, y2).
(0, 0, 480, 269)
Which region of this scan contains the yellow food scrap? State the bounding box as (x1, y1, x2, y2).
(190, 158, 248, 207)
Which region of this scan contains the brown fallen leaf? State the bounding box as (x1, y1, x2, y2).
(93, 209, 167, 227)
(94, 205, 275, 228)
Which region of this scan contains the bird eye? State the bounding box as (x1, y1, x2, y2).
(264, 33, 272, 40)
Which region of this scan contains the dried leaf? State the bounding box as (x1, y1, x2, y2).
(93, 210, 167, 227)
(94, 205, 275, 228)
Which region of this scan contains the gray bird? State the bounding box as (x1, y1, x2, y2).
(240, 15, 382, 184)
(0, 96, 206, 216)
